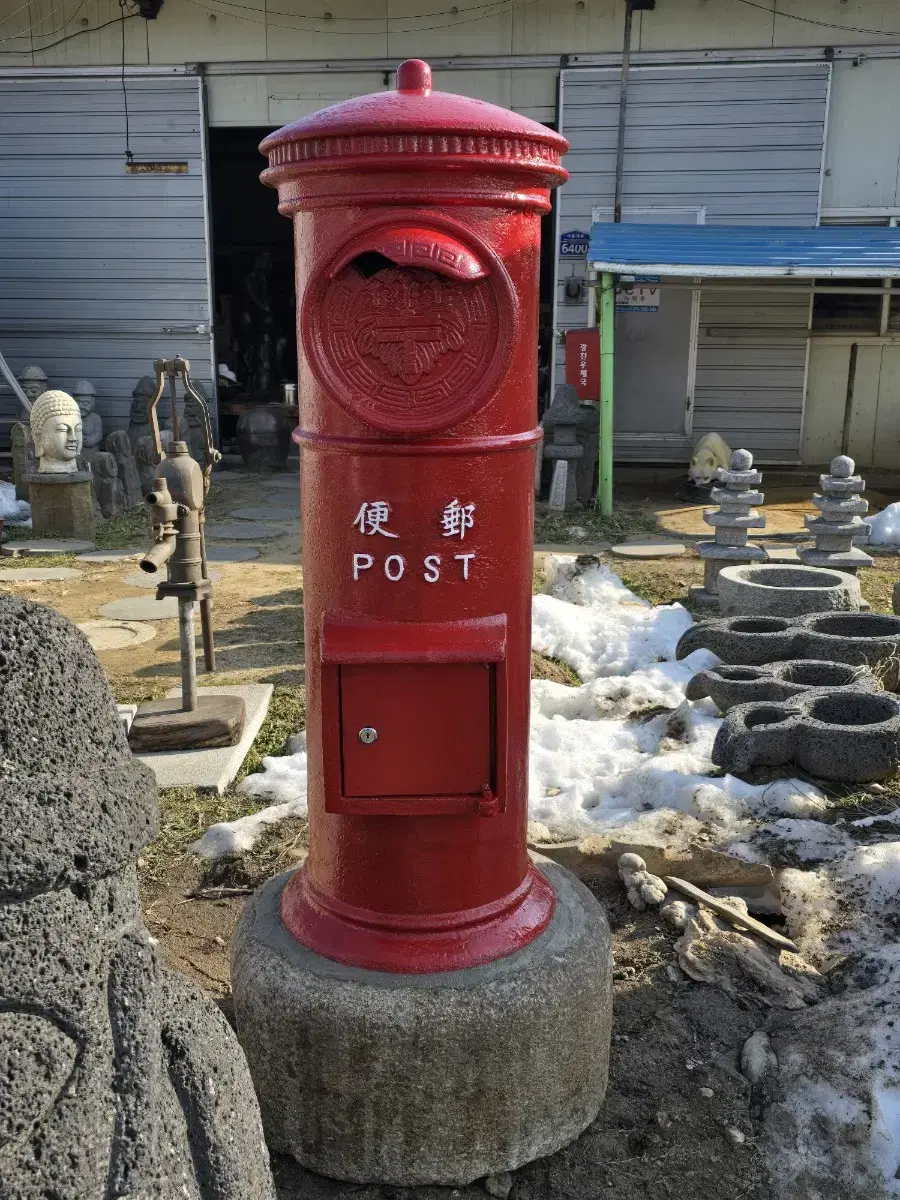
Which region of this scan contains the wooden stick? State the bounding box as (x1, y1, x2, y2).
(664, 875, 799, 953)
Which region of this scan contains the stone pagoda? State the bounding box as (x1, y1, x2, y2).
(690, 448, 767, 608)
(541, 383, 584, 511)
(799, 455, 873, 575)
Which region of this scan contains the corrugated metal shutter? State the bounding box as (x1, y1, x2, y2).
(0, 71, 215, 449)
(557, 62, 830, 463)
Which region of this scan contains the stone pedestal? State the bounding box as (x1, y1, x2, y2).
(542, 389, 600, 503)
(542, 385, 585, 511)
(799, 455, 873, 575)
(690, 448, 767, 609)
(27, 471, 96, 541)
(232, 861, 613, 1187)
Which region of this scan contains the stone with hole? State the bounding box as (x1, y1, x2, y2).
(686, 658, 879, 712)
(713, 688, 900, 782)
(77, 619, 157, 651)
(0, 595, 275, 1197)
(717, 563, 861, 618)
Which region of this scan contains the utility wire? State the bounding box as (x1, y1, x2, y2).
(730, 0, 900, 38)
(0, 0, 83, 43)
(184, 0, 546, 34)
(120, 0, 133, 163)
(184, 0, 543, 22)
(0, 11, 138, 52)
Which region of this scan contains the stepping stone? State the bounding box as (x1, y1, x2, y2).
(204, 543, 260, 563)
(266, 476, 300, 489)
(205, 523, 288, 541)
(611, 539, 686, 560)
(99, 596, 181, 621)
(123, 568, 222, 590)
(0, 567, 82, 581)
(230, 505, 298, 522)
(1, 539, 96, 557)
(78, 619, 157, 651)
(79, 549, 143, 562)
(135, 684, 274, 794)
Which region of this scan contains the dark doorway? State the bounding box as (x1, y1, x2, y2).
(208, 127, 295, 444)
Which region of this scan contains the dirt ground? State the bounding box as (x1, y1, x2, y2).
(5, 464, 900, 1200)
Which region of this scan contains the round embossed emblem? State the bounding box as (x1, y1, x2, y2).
(302, 228, 515, 435)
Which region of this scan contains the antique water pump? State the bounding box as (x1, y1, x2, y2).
(128, 356, 246, 752)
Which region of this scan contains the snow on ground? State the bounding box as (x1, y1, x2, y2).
(194, 553, 900, 1194)
(0, 481, 30, 526)
(865, 500, 900, 546)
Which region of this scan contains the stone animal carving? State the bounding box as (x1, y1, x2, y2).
(29, 389, 83, 474)
(0, 596, 276, 1198)
(689, 432, 732, 486)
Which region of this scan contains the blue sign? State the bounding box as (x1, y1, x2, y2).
(560, 230, 590, 258)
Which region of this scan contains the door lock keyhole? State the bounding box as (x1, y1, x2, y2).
(358, 727, 378, 745)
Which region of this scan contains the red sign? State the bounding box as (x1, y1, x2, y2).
(565, 327, 600, 402)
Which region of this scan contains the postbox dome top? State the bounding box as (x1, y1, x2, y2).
(260, 59, 568, 183)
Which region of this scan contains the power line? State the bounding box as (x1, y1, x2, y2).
(187, 0, 540, 22)
(185, 0, 546, 34)
(0, 10, 139, 53)
(0, 0, 83, 43)
(730, 0, 900, 38)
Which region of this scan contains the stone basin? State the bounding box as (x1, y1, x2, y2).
(677, 611, 900, 687)
(717, 563, 861, 618)
(712, 687, 900, 782)
(685, 658, 878, 712)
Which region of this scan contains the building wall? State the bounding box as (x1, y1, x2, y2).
(4, 0, 900, 461)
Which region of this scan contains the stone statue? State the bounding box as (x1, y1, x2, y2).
(11, 422, 35, 502)
(136, 427, 174, 494)
(105, 428, 144, 506)
(30, 389, 83, 474)
(89, 451, 127, 519)
(0, 595, 277, 1198)
(128, 375, 158, 460)
(17, 363, 49, 420)
(72, 379, 103, 449)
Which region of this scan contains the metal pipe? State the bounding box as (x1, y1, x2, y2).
(178, 598, 198, 713)
(140, 538, 176, 573)
(612, 0, 635, 224)
(597, 272, 616, 516)
(0, 349, 30, 413)
(198, 519, 216, 673)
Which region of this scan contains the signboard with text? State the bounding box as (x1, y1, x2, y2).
(560, 230, 590, 258)
(564, 328, 600, 402)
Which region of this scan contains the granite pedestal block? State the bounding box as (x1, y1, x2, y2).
(27, 470, 95, 541)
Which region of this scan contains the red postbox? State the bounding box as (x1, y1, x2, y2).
(260, 60, 568, 975)
(236, 64, 612, 1186)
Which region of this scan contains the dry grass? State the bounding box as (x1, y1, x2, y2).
(534, 501, 658, 546)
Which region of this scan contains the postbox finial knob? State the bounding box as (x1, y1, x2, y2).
(396, 58, 432, 96)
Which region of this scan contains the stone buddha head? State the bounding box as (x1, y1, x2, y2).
(30, 390, 83, 473)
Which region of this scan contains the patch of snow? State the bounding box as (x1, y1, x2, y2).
(864, 500, 900, 546)
(0, 481, 30, 526)
(189, 738, 307, 858)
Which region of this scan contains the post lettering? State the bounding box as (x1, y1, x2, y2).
(384, 554, 406, 582)
(353, 553, 374, 580)
(454, 553, 475, 580)
(423, 555, 441, 583)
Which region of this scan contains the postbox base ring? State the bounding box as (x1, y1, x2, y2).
(279, 863, 555, 974)
(232, 861, 613, 1186)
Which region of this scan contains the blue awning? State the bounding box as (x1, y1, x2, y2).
(587, 223, 900, 278)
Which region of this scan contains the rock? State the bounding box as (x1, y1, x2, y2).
(532, 836, 774, 889)
(484, 1171, 514, 1198)
(285, 732, 307, 755)
(610, 539, 686, 559)
(674, 909, 821, 1009)
(699, 1087, 714, 1099)
(618, 852, 667, 910)
(740, 1030, 777, 1085)
(660, 898, 695, 930)
(0, 595, 275, 1197)
(726, 1128, 746, 1146)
